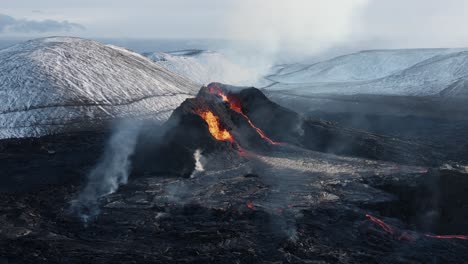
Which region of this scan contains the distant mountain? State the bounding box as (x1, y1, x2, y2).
(0, 37, 199, 139)
(440, 79, 468, 98)
(265, 48, 468, 97)
(144, 49, 256, 85)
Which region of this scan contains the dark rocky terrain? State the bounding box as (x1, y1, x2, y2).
(268, 91, 468, 164)
(1, 84, 467, 263)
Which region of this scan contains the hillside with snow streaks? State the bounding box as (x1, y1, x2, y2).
(0, 37, 199, 139)
(266, 48, 468, 97)
(145, 50, 257, 85)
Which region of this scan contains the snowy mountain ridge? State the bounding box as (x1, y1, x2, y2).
(0, 37, 199, 139)
(265, 48, 468, 97)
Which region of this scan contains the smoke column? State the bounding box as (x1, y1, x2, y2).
(70, 120, 141, 223)
(191, 149, 205, 178)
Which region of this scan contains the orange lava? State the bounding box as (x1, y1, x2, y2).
(366, 213, 468, 241)
(195, 108, 252, 157)
(197, 110, 233, 142)
(246, 202, 255, 210)
(207, 84, 280, 145)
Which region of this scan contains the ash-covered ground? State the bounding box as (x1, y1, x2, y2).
(1, 84, 467, 263)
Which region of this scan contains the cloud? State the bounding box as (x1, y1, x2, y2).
(0, 13, 85, 33)
(359, 0, 468, 49)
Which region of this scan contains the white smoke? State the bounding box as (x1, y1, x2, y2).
(228, 0, 368, 58)
(191, 149, 205, 178)
(70, 120, 141, 223)
(220, 0, 370, 84)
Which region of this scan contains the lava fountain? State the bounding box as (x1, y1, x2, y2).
(207, 84, 281, 145)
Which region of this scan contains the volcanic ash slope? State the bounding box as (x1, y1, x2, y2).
(0, 37, 199, 139)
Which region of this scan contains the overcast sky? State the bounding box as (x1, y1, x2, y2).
(1, 0, 468, 50)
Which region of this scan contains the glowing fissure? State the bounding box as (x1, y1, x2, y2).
(207, 84, 280, 145)
(366, 214, 468, 241)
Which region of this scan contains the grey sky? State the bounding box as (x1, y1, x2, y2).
(1, 0, 468, 49)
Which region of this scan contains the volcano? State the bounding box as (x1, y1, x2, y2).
(132, 83, 441, 178)
(0, 83, 467, 263)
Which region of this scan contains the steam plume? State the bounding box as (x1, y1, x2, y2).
(221, 0, 369, 84)
(191, 149, 205, 178)
(228, 0, 368, 58)
(70, 120, 141, 223)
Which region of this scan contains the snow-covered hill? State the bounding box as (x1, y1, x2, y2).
(0, 37, 199, 139)
(265, 48, 468, 97)
(145, 50, 257, 85)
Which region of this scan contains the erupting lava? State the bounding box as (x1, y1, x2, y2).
(195, 109, 248, 156)
(207, 84, 280, 145)
(366, 214, 468, 241)
(197, 110, 233, 142)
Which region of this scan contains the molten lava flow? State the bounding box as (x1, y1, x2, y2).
(366, 213, 468, 241)
(195, 109, 249, 156)
(366, 214, 395, 235)
(230, 98, 279, 145)
(207, 84, 280, 145)
(425, 234, 468, 240)
(197, 110, 233, 142)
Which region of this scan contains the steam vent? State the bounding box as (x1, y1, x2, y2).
(1, 83, 468, 263)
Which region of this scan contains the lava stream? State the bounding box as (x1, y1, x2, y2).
(195, 109, 248, 156)
(365, 214, 395, 235)
(197, 110, 233, 142)
(207, 84, 281, 145)
(366, 214, 468, 241)
(425, 234, 468, 240)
